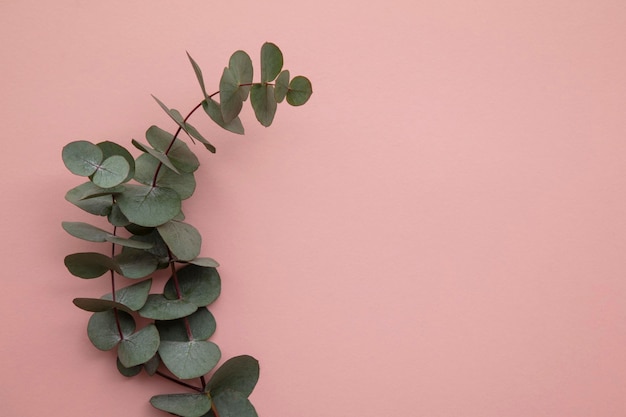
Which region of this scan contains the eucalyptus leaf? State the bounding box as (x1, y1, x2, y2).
(144, 354, 160, 375)
(73, 297, 133, 314)
(184, 122, 215, 154)
(117, 358, 143, 377)
(202, 99, 245, 135)
(62, 221, 109, 242)
(66, 182, 113, 216)
(131, 139, 180, 174)
(274, 70, 290, 103)
(286, 76, 313, 106)
(105, 235, 154, 249)
(117, 184, 181, 227)
(163, 265, 221, 307)
(152, 95, 186, 126)
(219, 67, 243, 123)
(139, 294, 198, 320)
(97, 141, 135, 182)
(87, 310, 135, 351)
(260, 42, 283, 83)
(187, 52, 208, 99)
(107, 203, 130, 227)
(157, 220, 202, 261)
(187, 257, 220, 268)
(146, 126, 200, 173)
(157, 307, 216, 342)
(114, 248, 159, 279)
(64, 252, 118, 279)
(118, 324, 160, 368)
(250, 84, 277, 127)
(62, 141, 103, 176)
(102, 279, 152, 311)
(229, 50, 253, 99)
(91, 155, 131, 188)
(134, 153, 196, 200)
(159, 340, 220, 379)
(206, 355, 260, 398)
(211, 389, 258, 417)
(150, 393, 212, 417)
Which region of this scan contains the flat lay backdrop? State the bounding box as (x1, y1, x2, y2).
(2, 1, 626, 416)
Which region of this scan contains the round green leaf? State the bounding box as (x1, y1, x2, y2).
(157, 220, 202, 261)
(229, 50, 253, 98)
(64, 252, 117, 279)
(114, 248, 159, 279)
(159, 340, 220, 380)
(157, 307, 216, 342)
(117, 184, 181, 227)
(206, 355, 260, 398)
(286, 76, 313, 106)
(101, 279, 152, 311)
(62, 141, 103, 176)
(274, 70, 290, 103)
(219, 67, 244, 123)
(87, 310, 135, 351)
(260, 42, 283, 83)
(134, 154, 196, 200)
(164, 265, 221, 307)
(117, 357, 143, 377)
(91, 155, 130, 188)
(139, 294, 198, 320)
(118, 324, 160, 367)
(250, 84, 277, 127)
(150, 393, 212, 417)
(211, 389, 258, 417)
(97, 141, 135, 182)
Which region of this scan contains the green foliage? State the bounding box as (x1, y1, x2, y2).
(61, 42, 311, 417)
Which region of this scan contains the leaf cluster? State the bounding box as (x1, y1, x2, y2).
(61, 43, 311, 417)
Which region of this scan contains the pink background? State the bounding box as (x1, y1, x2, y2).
(2, 1, 626, 416)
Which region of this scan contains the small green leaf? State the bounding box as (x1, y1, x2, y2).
(260, 42, 283, 83)
(131, 139, 180, 174)
(150, 393, 212, 417)
(163, 265, 221, 307)
(202, 99, 245, 135)
(117, 184, 181, 227)
(66, 182, 114, 216)
(229, 50, 253, 99)
(73, 298, 133, 314)
(146, 126, 200, 173)
(286, 76, 313, 106)
(211, 389, 258, 417)
(187, 257, 220, 268)
(157, 307, 216, 342)
(102, 279, 152, 311)
(206, 355, 260, 398)
(62, 221, 109, 242)
(115, 248, 159, 279)
(250, 84, 277, 127)
(118, 324, 160, 367)
(219, 67, 244, 123)
(159, 340, 221, 379)
(108, 203, 130, 227)
(64, 252, 118, 279)
(144, 354, 160, 375)
(184, 122, 216, 153)
(91, 155, 131, 188)
(157, 220, 202, 261)
(62, 141, 103, 176)
(187, 52, 208, 98)
(274, 70, 290, 103)
(97, 141, 135, 183)
(87, 310, 135, 351)
(134, 154, 196, 200)
(139, 294, 198, 320)
(117, 357, 143, 377)
(152, 95, 186, 126)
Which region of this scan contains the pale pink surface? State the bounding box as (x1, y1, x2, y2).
(2, 1, 626, 416)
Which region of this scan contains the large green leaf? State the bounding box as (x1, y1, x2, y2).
(159, 340, 220, 379)
(87, 310, 135, 351)
(229, 50, 253, 99)
(146, 126, 200, 173)
(62, 141, 103, 176)
(202, 99, 245, 135)
(134, 154, 196, 200)
(206, 355, 260, 398)
(163, 265, 221, 307)
(211, 389, 258, 417)
(117, 184, 181, 227)
(250, 84, 277, 127)
(65, 182, 113, 216)
(274, 70, 290, 103)
(97, 141, 135, 182)
(62, 221, 109, 242)
(102, 279, 152, 311)
(286, 76, 313, 106)
(118, 324, 160, 367)
(114, 248, 159, 279)
(157, 220, 201, 261)
(91, 155, 130, 188)
(260, 42, 283, 83)
(157, 307, 216, 342)
(150, 393, 212, 417)
(219, 67, 244, 123)
(64, 252, 118, 279)
(73, 298, 133, 314)
(187, 52, 208, 99)
(131, 139, 180, 174)
(139, 294, 198, 320)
